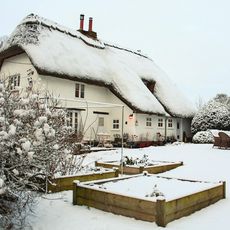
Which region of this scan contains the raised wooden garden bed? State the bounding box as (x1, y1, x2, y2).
(95, 160, 183, 174)
(48, 168, 119, 193)
(73, 174, 225, 227)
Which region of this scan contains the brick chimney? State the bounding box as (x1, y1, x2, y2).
(78, 14, 97, 40)
(79, 14, 84, 30)
(88, 17, 93, 32)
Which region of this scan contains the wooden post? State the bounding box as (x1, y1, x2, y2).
(222, 181, 226, 199)
(113, 167, 119, 177)
(139, 166, 144, 173)
(72, 180, 80, 205)
(156, 198, 167, 227)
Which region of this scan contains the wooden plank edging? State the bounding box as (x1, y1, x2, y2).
(72, 176, 226, 227)
(48, 168, 119, 192)
(95, 161, 183, 175)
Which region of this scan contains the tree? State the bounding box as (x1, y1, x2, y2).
(0, 80, 81, 229)
(191, 96, 230, 134)
(214, 93, 230, 108)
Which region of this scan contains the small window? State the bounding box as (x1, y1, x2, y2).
(158, 118, 163, 127)
(113, 119, 119, 129)
(75, 83, 85, 98)
(177, 122, 180, 129)
(168, 118, 173, 128)
(98, 117, 104, 127)
(9, 74, 20, 90)
(146, 117, 152, 127)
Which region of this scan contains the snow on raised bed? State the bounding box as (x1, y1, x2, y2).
(89, 174, 221, 201)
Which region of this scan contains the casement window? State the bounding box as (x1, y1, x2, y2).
(9, 74, 20, 90)
(113, 119, 119, 129)
(168, 118, 173, 128)
(146, 117, 152, 127)
(75, 83, 85, 98)
(67, 111, 78, 132)
(158, 118, 163, 127)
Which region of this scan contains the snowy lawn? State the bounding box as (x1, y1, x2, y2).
(29, 144, 229, 229)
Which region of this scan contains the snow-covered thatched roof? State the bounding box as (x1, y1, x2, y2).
(0, 14, 195, 117)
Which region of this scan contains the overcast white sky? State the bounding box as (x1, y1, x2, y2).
(1, 0, 230, 105)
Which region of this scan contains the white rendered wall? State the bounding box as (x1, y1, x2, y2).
(0, 53, 38, 90)
(0, 53, 191, 142)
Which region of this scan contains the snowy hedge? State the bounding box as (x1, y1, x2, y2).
(192, 131, 214, 144)
(191, 98, 230, 134)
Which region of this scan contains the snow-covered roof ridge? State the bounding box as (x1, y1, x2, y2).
(104, 41, 151, 60)
(8, 13, 106, 50)
(0, 14, 195, 117)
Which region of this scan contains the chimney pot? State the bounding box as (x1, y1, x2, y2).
(88, 17, 93, 32)
(80, 14, 84, 30)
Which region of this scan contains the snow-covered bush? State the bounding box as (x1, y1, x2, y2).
(214, 93, 230, 107)
(192, 131, 214, 144)
(191, 99, 230, 134)
(0, 80, 83, 229)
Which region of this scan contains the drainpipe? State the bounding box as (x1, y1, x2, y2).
(164, 117, 168, 142)
(121, 106, 124, 175)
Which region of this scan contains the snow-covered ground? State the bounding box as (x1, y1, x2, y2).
(29, 144, 229, 229)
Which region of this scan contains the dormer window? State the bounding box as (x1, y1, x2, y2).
(143, 80, 156, 94)
(9, 74, 20, 90)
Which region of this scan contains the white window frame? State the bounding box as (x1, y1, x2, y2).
(168, 118, 173, 128)
(146, 117, 152, 127)
(66, 111, 79, 132)
(158, 118, 163, 127)
(112, 119, 119, 129)
(9, 74, 20, 90)
(75, 83, 85, 98)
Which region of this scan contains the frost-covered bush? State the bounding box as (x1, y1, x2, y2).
(191, 99, 230, 134)
(0, 81, 83, 229)
(192, 131, 214, 144)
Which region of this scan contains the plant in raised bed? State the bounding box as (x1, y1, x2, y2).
(145, 184, 164, 198)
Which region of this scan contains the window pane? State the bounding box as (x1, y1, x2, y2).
(168, 118, 173, 128)
(177, 122, 180, 129)
(80, 84, 85, 98)
(158, 118, 163, 127)
(74, 112, 78, 131)
(67, 111, 72, 127)
(146, 117, 152, 126)
(9, 74, 20, 90)
(113, 119, 119, 129)
(75, 84, 80, 97)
